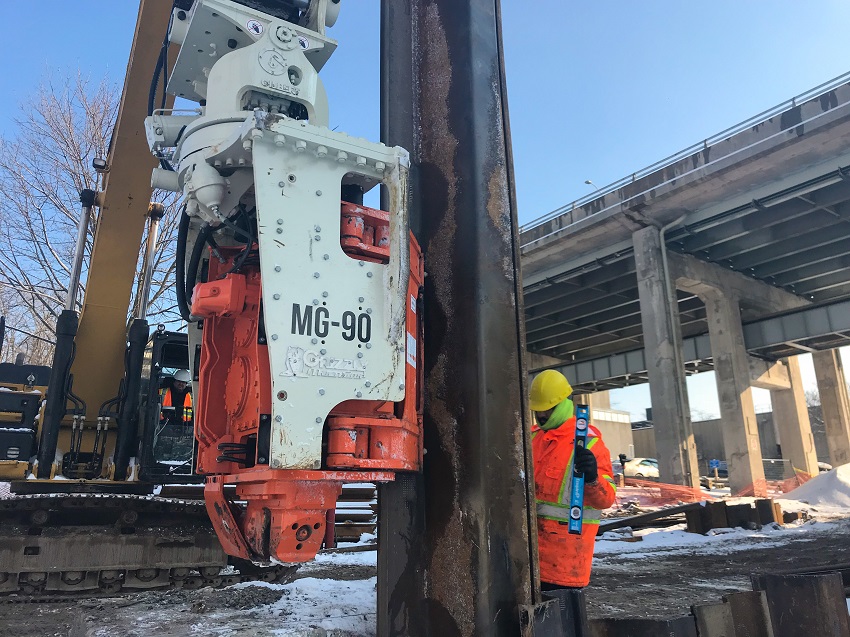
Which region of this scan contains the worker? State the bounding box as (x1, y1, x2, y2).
(530, 370, 617, 590)
(161, 369, 193, 424)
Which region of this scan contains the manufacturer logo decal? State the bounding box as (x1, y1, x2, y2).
(281, 346, 367, 380)
(259, 49, 287, 76)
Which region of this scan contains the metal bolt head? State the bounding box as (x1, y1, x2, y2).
(399, 383, 405, 390)
(323, 254, 329, 260)
(277, 390, 287, 401)
(357, 352, 363, 358)
(313, 299, 319, 305)
(318, 389, 325, 396)
(355, 392, 362, 398)
(358, 297, 364, 303)
(365, 382, 371, 388)
(276, 228, 283, 234)
(366, 343, 372, 349)
(311, 338, 318, 344)
(275, 415, 282, 422)
(367, 272, 373, 278)
(275, 265, 282, 272)
(271, 334, 278, 340)
(358, 261, 364, 267)
(366, 308, 372, 314)
(273, 293, 280, 300)
(316, 190, 323, 196)
(278, 181, 286, 188)
(315, 417, 322, 423)
(320, 349, 326, 355)
(277, 218, 284, 225)
(322, 291, 328, 298)
(314, 235, 321, 241)
(313, 272, 320, 278)
(314, 225, 321, 232)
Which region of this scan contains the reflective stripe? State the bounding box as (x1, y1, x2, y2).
(542, 437, 599, 508)
(537, 502, 600, 523)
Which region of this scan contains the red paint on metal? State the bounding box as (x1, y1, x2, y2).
(195, 201, 424, 564)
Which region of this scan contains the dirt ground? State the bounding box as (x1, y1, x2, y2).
(2, 517, 849, 635)
(0, 562, 376, 637)
(586, 516, 850, 619)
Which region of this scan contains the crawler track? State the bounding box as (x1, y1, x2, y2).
(0, 493, 297, 596)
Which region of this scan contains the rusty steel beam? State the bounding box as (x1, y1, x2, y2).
(378, 1, 538, 636)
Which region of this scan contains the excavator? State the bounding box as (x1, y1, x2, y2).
(0, 0, 423, 594)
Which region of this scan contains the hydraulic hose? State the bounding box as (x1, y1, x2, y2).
(186, 224, 216, 308)
(175, 207, 191, 322)
(37, 310, 79, 478)
(112, 318, 150, 481)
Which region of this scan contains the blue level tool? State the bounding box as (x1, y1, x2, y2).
(568, 405, 590, 535)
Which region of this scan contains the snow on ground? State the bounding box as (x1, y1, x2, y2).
(227, 576, 378, 636)
(781, 463, 850, 508)
(299, 547, 377, 572)
(594, 519, 833, 561)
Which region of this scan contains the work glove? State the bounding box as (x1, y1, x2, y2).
(573, 445, 598, 483)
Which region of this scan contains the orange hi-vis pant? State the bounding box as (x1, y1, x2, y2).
(532, 417, 617, 588)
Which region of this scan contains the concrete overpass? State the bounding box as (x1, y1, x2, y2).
(519, 72, 850, 494)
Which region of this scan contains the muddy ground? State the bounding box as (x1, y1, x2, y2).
(2, 518, 848, 635)
(586, 517, 850, 619)
(0, 562, 376, 637)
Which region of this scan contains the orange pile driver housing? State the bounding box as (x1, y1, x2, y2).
(191, 200, 423, 564)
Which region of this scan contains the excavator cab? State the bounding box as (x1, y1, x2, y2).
(137, 330, 200, 484)
(0, 361, 50, 480)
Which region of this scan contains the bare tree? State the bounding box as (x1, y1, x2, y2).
(0, 74, 180, 363)
(805, 388, 820, 408)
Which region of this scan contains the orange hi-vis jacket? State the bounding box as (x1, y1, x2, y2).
(161, 388, 194, 422)
(532, 416, 617, 588)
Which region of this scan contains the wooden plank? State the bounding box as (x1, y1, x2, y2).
(686, 501, 729, 534)
(752, 573, 850, 637)
(599, 502, 702, 533)
(726, 503, 758, 529)
(755, 498, 781, 525)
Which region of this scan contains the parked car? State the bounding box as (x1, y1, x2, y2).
(622, 457, 659, 479)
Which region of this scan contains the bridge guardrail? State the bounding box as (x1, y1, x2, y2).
(519, 71, 850, 242)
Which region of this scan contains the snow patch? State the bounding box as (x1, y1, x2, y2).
(783, 464, 850, 508)
(227, 576, 376, 635)
(594, 520, 833, 561)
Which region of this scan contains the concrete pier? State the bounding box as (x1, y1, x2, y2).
(633, 225, 699, 488)
(770, 356, 819, 476)
(813, 350, 850, 467)
(701, 289, 767, 496)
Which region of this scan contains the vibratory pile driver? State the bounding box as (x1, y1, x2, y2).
(146, 0, 424, 564)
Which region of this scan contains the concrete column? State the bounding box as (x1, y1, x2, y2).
(770, 356, 819, 476)
(701, 290, 767, 496)
(633, 225, 699, 488)
(812, 350, 850, 467)
(584, 390, 612, 410)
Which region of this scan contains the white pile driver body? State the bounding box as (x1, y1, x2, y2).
(145, 0, 411, 471)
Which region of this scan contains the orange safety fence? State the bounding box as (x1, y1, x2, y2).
(610, 468, 814, 511)
(613, 477, 715, 509)
(731, 468, 813, 498)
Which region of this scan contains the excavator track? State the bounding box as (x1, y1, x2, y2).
(0, 493, 297, 597)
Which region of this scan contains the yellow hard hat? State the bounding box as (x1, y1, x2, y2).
(529, 370, 572, 412)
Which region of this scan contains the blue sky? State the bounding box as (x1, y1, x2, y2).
(1, 1, 848, 419)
